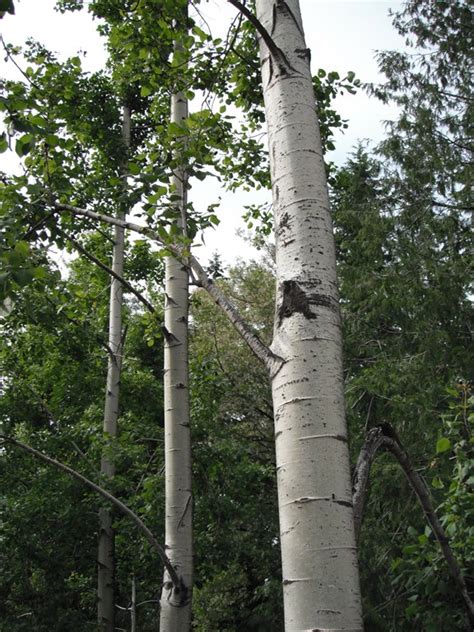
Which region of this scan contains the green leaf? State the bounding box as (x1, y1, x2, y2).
(192, 25, 208, 41)
(15, 134, 34, 157)
(0, 132, 8, 153)
(14, 241, 30, 257)
(431, 476, 444, 489)
(436, 437, 451, 454)
(168, 122, 188, 137)
(140, 85, 152, 98)
(45, 134, 60, 147)
(13, 269, 33, 286)
(32, 266, 48, 280)
(148, 186, 167, 203)
(128, 162, 141, 175)
(29, 115, 47, 127)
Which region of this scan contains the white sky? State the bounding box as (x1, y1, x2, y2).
(1, 0, 404, 266)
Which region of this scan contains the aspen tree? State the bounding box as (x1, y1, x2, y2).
(254, 1, 364, 629)
(98, 104, 131, 631)
(159, 26, 193, 630)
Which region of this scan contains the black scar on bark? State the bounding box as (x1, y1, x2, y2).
(278, 281, 339, 324)
(278, 280, 316, 324)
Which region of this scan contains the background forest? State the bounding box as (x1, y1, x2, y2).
(0, 1, 472, 631)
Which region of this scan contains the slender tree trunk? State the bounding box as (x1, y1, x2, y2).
(131, 575, 137, 632)
(98, 104, 131, 631)
(159, 53, 193, 630)
(254, 1, 364, 629)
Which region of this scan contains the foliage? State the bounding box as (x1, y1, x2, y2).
(190, 261, 282, 631)
(0, 252, 166, 631)
(331, 2, 473, 626)
(387, 384, 473, 631)
(0, 0, 472, 630)
(331, 143, 472, 630)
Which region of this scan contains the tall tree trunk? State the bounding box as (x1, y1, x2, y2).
(159, 62, 193, 631)
(255, 1, 364, 629)
(98, 104, 131, 631)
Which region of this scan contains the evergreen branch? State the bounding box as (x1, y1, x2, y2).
(54, 202, 283, 374)
(0, 434, 185, 598)
(432, 199, 474, 212)
(352, 424, 474, 626)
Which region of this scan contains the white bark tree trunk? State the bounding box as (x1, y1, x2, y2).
(255, 1, 364, 630)
(98, 104, 131, 631)
(131, 575, 137, 632)
(158, 89, 193, 630)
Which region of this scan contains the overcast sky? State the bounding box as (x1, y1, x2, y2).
(1, 0, 404, 265)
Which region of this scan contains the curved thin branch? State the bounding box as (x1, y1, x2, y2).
(226, 0, 278, 55)
(57, 228, 157, 314)
(54, 202, 282, 373)
(352, 424, 474, 626)
(0, 434, 183, 595)
(0, 35, 41, 90)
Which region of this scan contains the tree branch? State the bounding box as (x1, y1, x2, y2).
(57, 228, 157, 314)
(0, 35, 41, 90)
(352, 424, 474, 626)
(226, 0, 294, 73)
(352, 426, 385, 540)
(189, 256, 283, 374)
(54, 202, 283, 374)
(1, 434, 185, 599)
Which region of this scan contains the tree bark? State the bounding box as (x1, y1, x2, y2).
(254, 1, 364, 629)
(98, 103, 130, 631)
(352, 425, 474, 627)
(159, 41, 193, 630)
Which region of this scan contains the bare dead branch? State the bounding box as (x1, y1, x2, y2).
(352, 424, 474, 625)
(352, 426, 385, 539)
